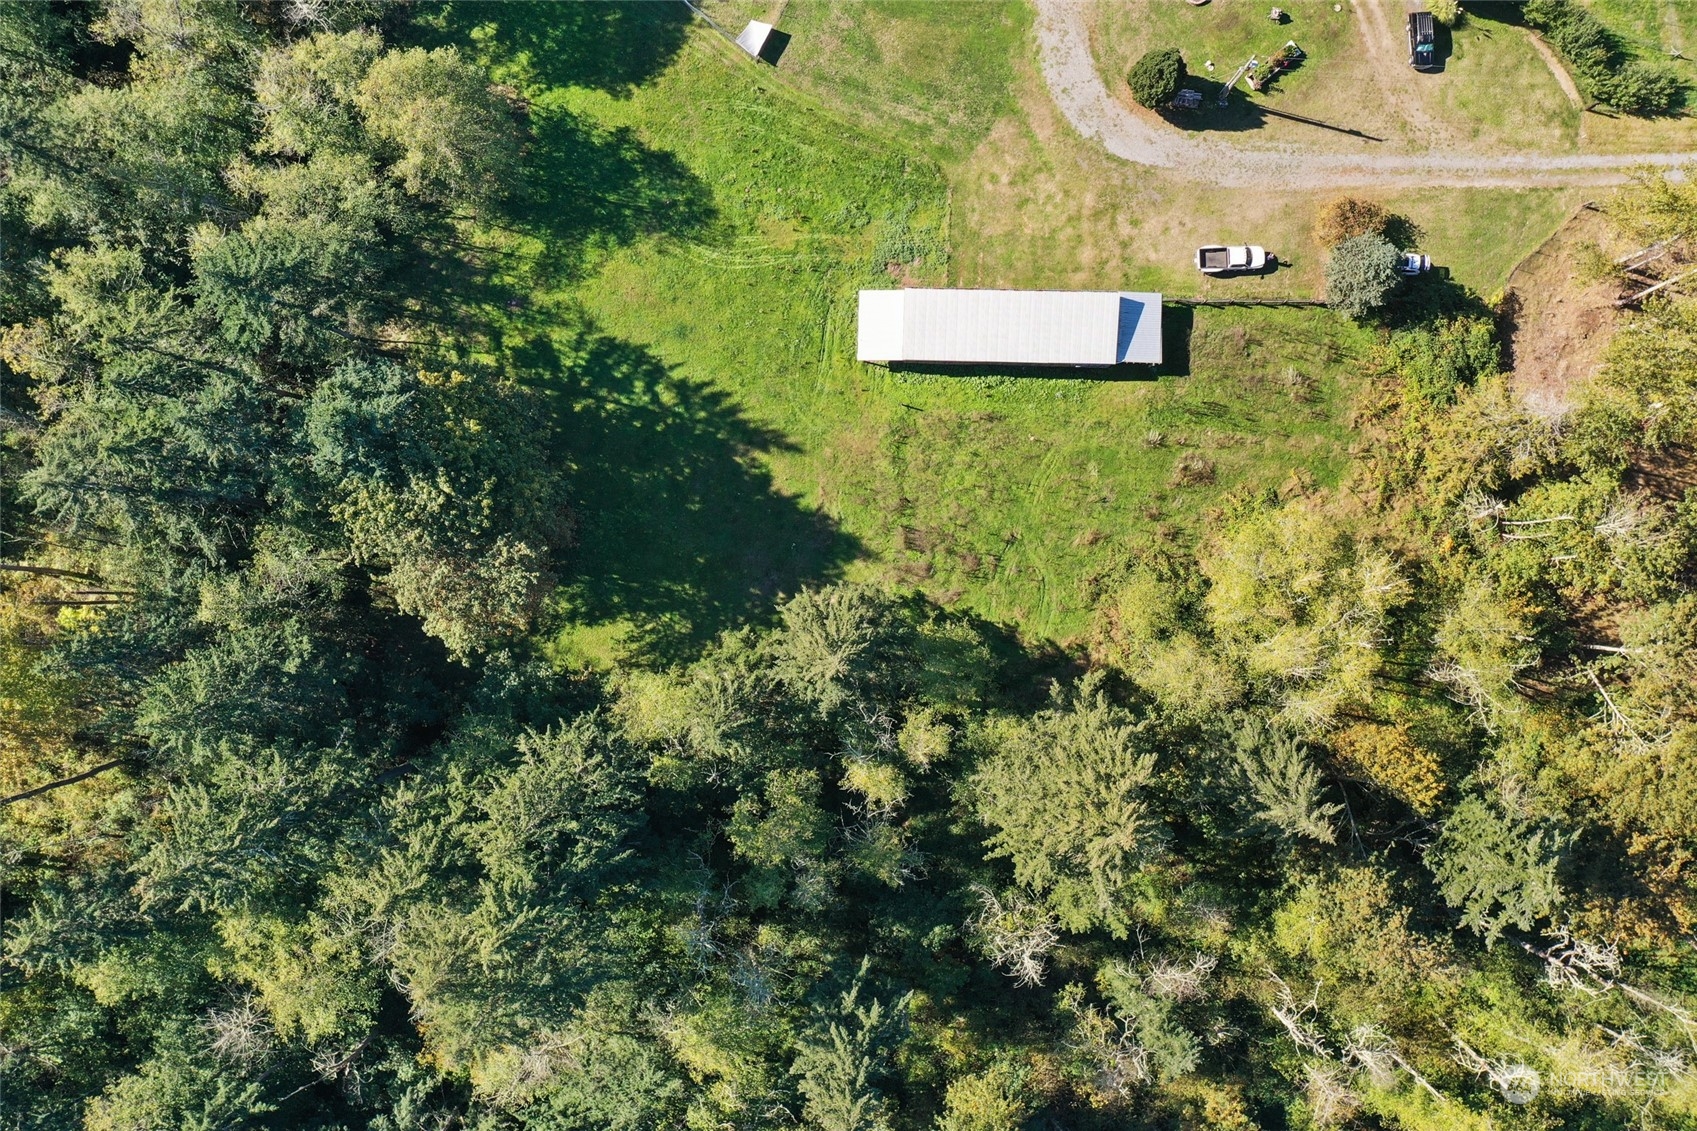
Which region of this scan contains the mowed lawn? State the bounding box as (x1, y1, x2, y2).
(427, 2, 1572, 664)
(1088, 0, 1570, 153)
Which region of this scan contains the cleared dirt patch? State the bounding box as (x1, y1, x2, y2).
(1503, 205, 1626, 416)
(1525, 32, 1584, 111)
(1626, 443, 1697, 503)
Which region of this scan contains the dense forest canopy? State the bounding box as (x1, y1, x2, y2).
(3, 3, 1697, 1130)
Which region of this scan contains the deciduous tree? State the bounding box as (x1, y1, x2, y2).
(355, 45, 521, 209)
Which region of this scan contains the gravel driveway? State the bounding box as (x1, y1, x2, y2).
(1033, 0, 1691, 189)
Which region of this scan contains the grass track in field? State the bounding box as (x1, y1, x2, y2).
(749, 0, 1031, 164)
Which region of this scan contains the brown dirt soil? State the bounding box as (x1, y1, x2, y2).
(1525, 32, 1584, 112)
(1503, 205, 1627, 417)
(1625, 443, 1697, 503)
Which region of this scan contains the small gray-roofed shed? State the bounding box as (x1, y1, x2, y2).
(856, 289, 1162, 367)
(735, 20, 775, 57)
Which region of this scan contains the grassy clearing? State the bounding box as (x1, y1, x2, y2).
(731, 0, 1030, 164)
(948, 99, 1577, 300)
(1465, 1, 1697, 153)
(1375, 186, 1582, 295)
(944, 26, 1577, 301)
(1093, 0, 1357, 114)
(1087, 0, 1581, 153)
(428, 2, 1595, 664)
(562, 38, 1369, 654)
(1448, 3, 1697, 153)
(1430, 10, 1581, 150)
(433, 12, 1368, 661)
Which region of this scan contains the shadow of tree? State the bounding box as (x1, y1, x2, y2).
(1162, 80, 1384, 140)
(422, 0, 693, 96)
(1159, 79, 1268, 133)
(503, 105, 718, 283)
(1383, 212, 1425, 251)
(512, 326, 861, 665)
(1464, 1, 1532, 31)
(1380, 269, 1496, 330)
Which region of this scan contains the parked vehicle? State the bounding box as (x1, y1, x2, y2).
(1396, 251, 1432, 275)
(1196, 244, 1269, 273)
(1408, 10, 1437, 71)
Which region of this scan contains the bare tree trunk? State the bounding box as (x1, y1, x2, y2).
(1618, 267, 1697, 307)
(1, 760, 125, 806)
(0, 563, 103, 583)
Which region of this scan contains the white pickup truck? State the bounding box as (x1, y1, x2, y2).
(1196, 244, 1269, 274)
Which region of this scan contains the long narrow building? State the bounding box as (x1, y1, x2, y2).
(856, 288, 1163, 367)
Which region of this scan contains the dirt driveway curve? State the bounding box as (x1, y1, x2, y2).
(1034, 0, 1691, 189)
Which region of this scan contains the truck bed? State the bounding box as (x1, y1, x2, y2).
(1198, 248, 1232, 269)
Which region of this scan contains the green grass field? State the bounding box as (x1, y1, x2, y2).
(750, 0, 1030, 164)
(454, 8, 1368, 662)
(1097, 0, 1358, 116)
(1090, 0, 1519, 150)
(1582, 0, 1697, 62)
(555, 39, 1369, 659)
(419, 2, 1594, 665)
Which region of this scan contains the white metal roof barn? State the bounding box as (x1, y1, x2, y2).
(856, 289, 1163, 367)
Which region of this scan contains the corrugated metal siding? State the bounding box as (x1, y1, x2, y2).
(900, 290, 1118, 365)
(856, 289, 1162, 366)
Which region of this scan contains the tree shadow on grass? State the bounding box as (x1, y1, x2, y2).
(1380, 269, 1496, 330)
(422, 0, 693, 96)
(1162, 79, 1384, 140)
(513, 327, 861, 666)
(1383, 212, 1425, 252)
(1463, 1, 1532, 31)
(501, 105, 718, 283)
(376, 116, 712, 358)
(495, 104, 722, 283)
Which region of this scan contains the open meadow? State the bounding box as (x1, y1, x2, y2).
(414, 0, 1637, 662)
(439, 2, 1368, 659)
